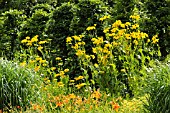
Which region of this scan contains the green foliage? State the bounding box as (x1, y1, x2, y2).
(144, 85, 170, 113)
(0, 58, 42, 110)
(0, 9, 26, 59)
(67, 15, 161, 97)
(143, 59, 170, 112)
(72, 0, 107, 34)
(19, 4, 51, 39)
(110, 0, 136, 22)
(142, 0, 170, 57)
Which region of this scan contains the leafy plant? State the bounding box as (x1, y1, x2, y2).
(144, 84, 170, 113)
(0, 9, 26, 59)
(142, 0, 170, 57)
(143, 59, 170, 113)
(67, 14, 161, 97)
(0, 58, 42, 111)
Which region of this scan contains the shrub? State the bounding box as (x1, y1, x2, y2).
(19, 3, 51, 41)
(142, 0, 170, 57)
(0, 58, 42, 111)
(0, 9, 26, 59)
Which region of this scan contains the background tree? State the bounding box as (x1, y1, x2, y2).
(142, 0, 170, 58)
(0, 9, 26, 59)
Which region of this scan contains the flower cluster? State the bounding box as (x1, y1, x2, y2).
(66, 15, 160, 96)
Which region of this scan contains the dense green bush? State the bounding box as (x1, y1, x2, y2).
(0, 58, 42, 111)
(45, 2, 78, 76)
(0, 9, 26, 59)
(19, 3, 51, 40)
(142, 0, 170, 57)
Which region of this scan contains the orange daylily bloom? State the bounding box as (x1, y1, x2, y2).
(56, 102, 63, 107)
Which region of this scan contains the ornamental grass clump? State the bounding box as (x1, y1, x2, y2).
(143, 60, 170, 113)
(0, 58, 42, 111)
(66, 14, 161, 96)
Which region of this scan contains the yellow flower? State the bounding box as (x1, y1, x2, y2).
(75, 83, 86, 89)
(74, 76, 84, 81)
(133, 40, 138, 45)
(26, 42, 32, 46)
(51, 67, 56, 71)
(31, 35, 38, 42)
(69, 80, 75, 83)
(104, 43, 112, 48)
(90, 55, 95, 59)
(69, 93, 76, 99)
(103, 27, 110, 33)
(55, 74, 60, 77)
(59, 71, 65, 77)
(38, 46, 43, 51)
(125, 34, 131, 39)
(58, 82, 64, 87)
(20, 61, 26, 67)
(114, 36, 120, 40)
(58, 63, 63, 66)
(99, 15, 110, 21)
(42, 63, 47, 67)
(66, 37, 72, 43)
(118, 29, 126, 36)
(85, 55, 90, 59)
(131, 24, 139, 29)
(131, 32, 137, 39)
(125, 22, 131, 27)
(34, 66, 40, 72)
(92, 48, 97, 53)
(99, 17, 105, 21)
(71, 43, 79, 50)
(76, 50, 86, 56)
(147, 39, 150, 43)
(36, 57, 42, 61)
(86, 26, 96, 31)
(29, 60, 35, 64)
(56, 57, 61, 60)
(39, 59, 46, 64)
(26, 36, 30, 40)
(39, 40, 47, 44)
(111, 28, 118, 33)
(120, 24, 125, 28)
(112, 41, 118, 46)
(152, 39, 159, 44)
(21, 39, 27, 43)
(72, 36, 81, 41)
(130, 15, 140, 20)
(112, 20, 122, 28)
(64, 68, 69, 72)
(152, 35, 159, 44)
(81, 41, 86, 45)
(91, 37, 103, 45)
(94, 63, 99, 68)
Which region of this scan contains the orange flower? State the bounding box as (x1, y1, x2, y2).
(91, 90, 101, 99)
(16, 106, 21, 109)
(69, 93, 76, 99)
(32, 104, 38, 110)
(114, 103, 120, 112)
(110, 101, 120, 112)
(56, 102, 63, 107)
(34, 66, 40, 72)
